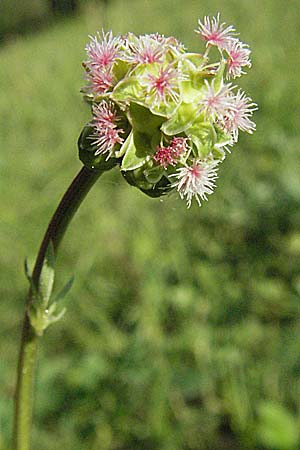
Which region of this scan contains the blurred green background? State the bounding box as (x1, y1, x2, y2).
(1, 0, 300, 449)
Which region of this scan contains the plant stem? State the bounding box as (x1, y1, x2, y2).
(13, 166, 103, 450)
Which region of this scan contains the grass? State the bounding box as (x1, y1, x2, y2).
(1, 1, 300, 449)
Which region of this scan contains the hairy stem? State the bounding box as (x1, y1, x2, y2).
(13, 166, 103, 450)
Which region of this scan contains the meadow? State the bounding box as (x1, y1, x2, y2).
(1, 0, 300, 448)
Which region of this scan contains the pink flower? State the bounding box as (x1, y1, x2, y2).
(153, 137, 188, 168)
(143, 65, 180, 106)
(85, 30, 120, 71)
(150, 33, 186, 55)
(91, 101, 124, 156)
(225, 39, 251, 78)
(173, 159, 219, 208)
(92, 100, 118, 127)
(199, 79, 235, 119)
(222, 90, 257, 141)
(196, 14, 236, 49)
(86, 68, 113, 95)
(154, 146, 177, 168)
(125, 34, 166, 64)
(170, 137, 189, 155)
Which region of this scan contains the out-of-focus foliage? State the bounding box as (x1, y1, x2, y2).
(0, 0, 300, 449)
(0, 0, 49, 40)
(0, 0, 102, 41)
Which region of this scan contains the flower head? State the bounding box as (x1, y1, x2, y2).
(142, 65, 181, 106)
(80, 18, 257, 207)
(199, 79, 235, 119)
(225, 39, 252, 78)
(91, 101, 124, 157)
(85, 30, 121, 71)
(196, 14, 236, 49)
(150, 33, 186, 55)
(86, 68, 113, 95)
(124, 34, 166, 64)
(222, 89, 257, 141)
(154, 137, 188, 168)
(173, 159, 219, 208)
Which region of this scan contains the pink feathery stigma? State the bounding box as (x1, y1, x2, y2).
(154, 145, 177, 168)
(91, 101, 124, 156)
(169, 137, 188, 156)
(223, 90, 257, 141)
(93, 100, 119, 126)
(92, 127, 124, 156)
(86, 30, 120, 70)
(87, 68, 113, 94)
(174, 159, 219, 208)
(149, 33, 186, 54)
(199, 79, 235, 119)
(196, 13, 236, 48)
(128, 35, 166, 64)
(153, 137, 188, 168)
(225, 39, 252, 78)
(146, 65, 180, 104)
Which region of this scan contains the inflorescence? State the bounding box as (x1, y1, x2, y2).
(79, 15, 257, 207)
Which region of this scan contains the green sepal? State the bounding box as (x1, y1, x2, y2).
(210, 125, 232, 161)
(140, 175, 174, 197)
(113, 58, 131, 83)
(122, 167, 152, 190)
(121, 131, 149, 171)
(181, 53, 205, 69)
(213, 59, 226, 91)
(161, 102, 200, 135)
(121, 129, 160, 171)
(143, 165, 164, 184)
(179, 78, 202, 104)
(112, 77, 144, 104)
(178, 54, 208, 103)
(129, 103, 164, 133)
(122, 168, 173, 197)
(78, 125, 119, 171)
(211, 146, 226, 161)
(149, 99, 178, 117)
(186, 121, 217, 158)
(215, 125, 232, 147)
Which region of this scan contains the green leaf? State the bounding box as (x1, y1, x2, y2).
(54, 276, 74, 303)
(38, 240, 55, 306)
(255, 401, 299, 450)
(47, 302, 66, 324)
(24, 257, 33, 283)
